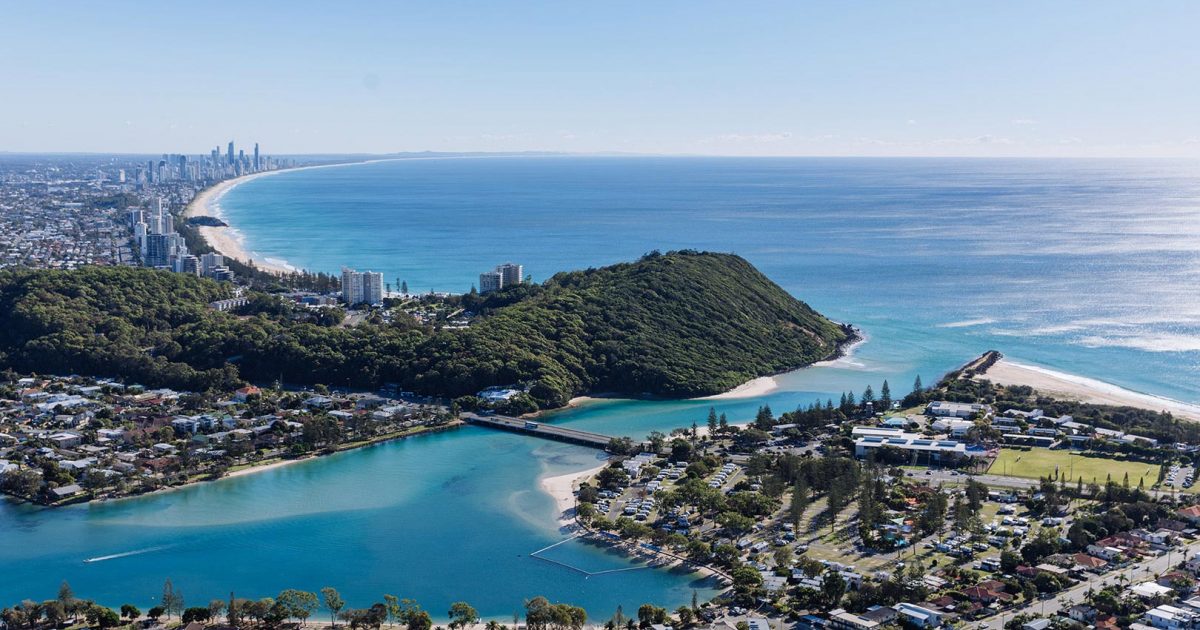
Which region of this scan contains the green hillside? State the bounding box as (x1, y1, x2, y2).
(0, 251, 850, 411)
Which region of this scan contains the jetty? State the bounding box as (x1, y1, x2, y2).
(462, 413, 632, 450)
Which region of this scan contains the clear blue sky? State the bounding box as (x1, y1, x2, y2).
(3, 1, 1198, 156)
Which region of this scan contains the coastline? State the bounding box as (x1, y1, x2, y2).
(182, 159, 404, 275)
(537, 330, 864, 415)
(697, 375, 778, 400)
(181, 154, 543, 277)
(183, 171, 293, 274)
(24, 421, 465, 510)
(539, 462, 608, 529)
(977, 357, 1200, 421)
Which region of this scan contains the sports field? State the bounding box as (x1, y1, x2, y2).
(988, 448, 1158, 487)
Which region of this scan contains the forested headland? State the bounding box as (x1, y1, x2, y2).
(0, 251, 851, 412)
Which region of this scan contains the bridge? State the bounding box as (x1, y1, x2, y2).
(462, 413, 632, 450)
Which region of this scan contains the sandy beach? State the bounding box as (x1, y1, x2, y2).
(182, 159, 413, 275)
(978, 357, 1200, 421)
(540, 463, 608, 529)
(697, 375, 779, 400)
(225, 457, 309, 479)
(183, 170, 295, 273)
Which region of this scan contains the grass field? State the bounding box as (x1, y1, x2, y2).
(988, 448, 1159, 487)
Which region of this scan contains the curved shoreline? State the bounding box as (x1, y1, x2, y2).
(539, 462, 609, 530)
(182, 154, 555, 277)
(978, 356, 1200, 421)
(183, 160, 402, 274)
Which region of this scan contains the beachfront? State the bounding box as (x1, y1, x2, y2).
(978, 357, 1200, 421)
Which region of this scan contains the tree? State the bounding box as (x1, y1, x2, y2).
(43, 601, 66, 627)
(879, 380, 891, 409)
(1000, 550, 1021, 573)
(912, 375, 923, 393)
(636, 604, 667, 628)
(401, 281, 408, 294)
(120, 604, 141, 620)
(322, 587, 345, 627)
(88, 607, 121, 629)
(227, 594, 243, 627)
(525, 597, 586, 630)
(821, 570, 846, 607)
(278, 589, 319, 626)
(448, 602, 479, 630)
(182, 608, 211, 624)
(753, 405, 774, 430)
(57, 581, 75, 615)
(408, 610, 433, 630)
(707, 408, 719, 436)
(717, 511, 755, 537)
(718, 413, 729, 432)
(675, 607, 694, 628)
(162, 579, 184, 620)
(208, 600, 225, 621)
(792, 480, 811, 528)
(147, 607, 165, 621)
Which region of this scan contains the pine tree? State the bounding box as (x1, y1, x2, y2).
(790, 478, 810, 529)
(719, 413, 729, 432)
(401, 280, 408, 294)
(862, 385, 875, 404)
(707, 407, 719, 435)
(879, 380, 891, 409)
(754, 405, 774, 429)
(912, 375, 923, 393)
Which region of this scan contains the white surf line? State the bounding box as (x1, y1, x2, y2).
(83, 545, 172, 564)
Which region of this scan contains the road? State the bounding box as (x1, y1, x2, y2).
(977, 539, 1200, 628)
(910, 469, 1180, 500)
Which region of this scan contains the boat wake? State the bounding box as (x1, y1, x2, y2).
(83, 545, 172, 564)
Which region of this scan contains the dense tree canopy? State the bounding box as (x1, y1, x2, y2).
(0, 251, 849, 411)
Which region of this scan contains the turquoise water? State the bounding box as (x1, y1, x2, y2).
(0, 427, 717, 616)
(219, 156, 1200, 406)
(6, 156, 1200, 612)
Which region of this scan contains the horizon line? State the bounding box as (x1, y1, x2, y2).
(0, 149, 1197, 161)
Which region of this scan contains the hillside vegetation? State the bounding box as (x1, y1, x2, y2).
(0, 251, 850, 411)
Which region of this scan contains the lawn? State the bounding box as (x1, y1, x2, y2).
(988, 448, 1159, 487)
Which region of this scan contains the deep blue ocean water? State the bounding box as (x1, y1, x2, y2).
(5, 156, 1200, 615)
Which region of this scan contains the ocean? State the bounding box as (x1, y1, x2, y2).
(4, 156, 1200, 615)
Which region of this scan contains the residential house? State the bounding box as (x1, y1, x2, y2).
(894, 603, 942, 628)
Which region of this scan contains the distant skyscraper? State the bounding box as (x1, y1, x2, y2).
(253, 143, 260, 171)
(201, 252, 225, 276)
(143, 234, 176, 267)
(479, 271, 503, 294)
(227, 141, 235, 166)
(479, 262, 524, 293)
(496, 263, 524, 287)
(341, 268, 384, 305)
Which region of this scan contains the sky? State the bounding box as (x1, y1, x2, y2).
(2, 1, 1199, 157)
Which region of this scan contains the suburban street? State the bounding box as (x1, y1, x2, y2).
(977, 539, 1200, 629)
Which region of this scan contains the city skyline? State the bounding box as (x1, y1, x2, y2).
(2, 1, 1199, 158)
